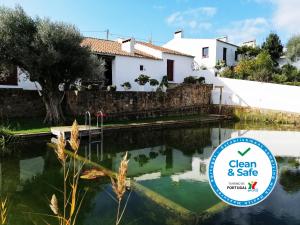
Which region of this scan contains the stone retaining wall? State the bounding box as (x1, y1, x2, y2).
(0, 84, 213, 120)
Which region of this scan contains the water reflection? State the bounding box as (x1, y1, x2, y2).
(0, 122, 300, 225)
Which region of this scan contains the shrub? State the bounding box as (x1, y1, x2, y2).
(183, 76, 197, 84)
(134, 74, 150, 85)
(149, 79, 159, 86)
(197, 77, 205, 84)
(220, 67, 235, 78)
(121, 82, 131, 90)
(273, 74, 288, 83)
(159, 75, 169, 88)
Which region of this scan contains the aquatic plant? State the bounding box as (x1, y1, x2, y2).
(50, 120, 86, 225)
(111, 152, 130, 225)
(0, 126, 16, 152)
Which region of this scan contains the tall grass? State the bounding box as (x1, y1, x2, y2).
(51, 120, 131, 225)
(50, 120, 86, 225)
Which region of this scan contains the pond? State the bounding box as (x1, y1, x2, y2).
(1, 122, 300, 225)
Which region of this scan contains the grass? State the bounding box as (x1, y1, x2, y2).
(1, 114, 212, 135)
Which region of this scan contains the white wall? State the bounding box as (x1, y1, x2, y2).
(207, 75, 300, 113)
(0, 68, 40, 90)
(114, 54, 194, 91)
(164, 38, 238, 69)
(164, 38, 217, 69)
(216, 41, 237, 67)
(278, 57, 300, 69)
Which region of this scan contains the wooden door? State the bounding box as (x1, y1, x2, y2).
(167, 59, 174, 81)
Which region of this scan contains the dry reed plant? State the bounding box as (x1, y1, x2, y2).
(111, 152, 131, 225)
(50, 120, 86, 225)
(0, 197, 7, 225)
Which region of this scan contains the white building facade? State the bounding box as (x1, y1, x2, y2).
(82, 37, 195, 92)
(163, 31, 239, 70)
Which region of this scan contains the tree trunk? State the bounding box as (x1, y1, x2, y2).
(42, 90, 65, 125)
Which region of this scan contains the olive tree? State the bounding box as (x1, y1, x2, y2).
(0, 6, 105, 125)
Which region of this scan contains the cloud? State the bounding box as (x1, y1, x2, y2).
(272, 0, 300, 35)
(166, 7, 216, 30)
(217, 17, 269, 44)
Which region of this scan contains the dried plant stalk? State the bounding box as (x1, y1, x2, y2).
(69, 120, 80, 153)
(111, 152, 129, 225)
(0, 197, 7, 225)
(50, 120, 84, 225)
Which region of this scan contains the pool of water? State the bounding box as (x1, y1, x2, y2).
(1, 122, 300, 225)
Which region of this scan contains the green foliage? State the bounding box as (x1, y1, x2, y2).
(159, 75, 169, 88)
(237, 46, 261, 58)
(149, 79, 159, 86)
(262, 32, 283, 62)
(234, 58, 256, 79)
(215, 60, 226, 70)
(183, 76, 197, 84)
(183, 76, 205, 84)
(0, 6, 105, 124)
(286, 35, 300, 62)
(272, 74, 288, 83)
(281, 64, 300, 82)
(121, 82, 131, 90)
(220, 67, 235, 78)
(134, 74, 150, 85)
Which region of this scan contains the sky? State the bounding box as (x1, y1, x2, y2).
(0, 0, 299, 46)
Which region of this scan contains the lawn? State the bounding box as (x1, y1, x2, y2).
(0, 114, 211, 135)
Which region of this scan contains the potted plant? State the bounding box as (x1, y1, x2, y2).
(135, 74, 150, 85)
(107, 85, 116, 92)
(135, 74, 150, 91)
(149, 78, 159, 91)
(158, 75, 169, 92)
(121, 82, 131, 91)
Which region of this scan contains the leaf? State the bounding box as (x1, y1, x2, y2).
(80, 169, 106, 180)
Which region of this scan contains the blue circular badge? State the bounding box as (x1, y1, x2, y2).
(208, 137, 277, 207)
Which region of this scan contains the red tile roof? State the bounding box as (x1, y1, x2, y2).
(81, 37, 193, 59)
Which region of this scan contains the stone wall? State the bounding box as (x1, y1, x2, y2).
(66, 84, 213, 120)
(0, 84, 213, 120)
(0, 89, 45, 118)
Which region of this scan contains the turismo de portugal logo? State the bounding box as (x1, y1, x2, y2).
(208, 137, 278, 207)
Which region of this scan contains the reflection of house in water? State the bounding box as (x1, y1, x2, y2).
(0, 156, 45, 192)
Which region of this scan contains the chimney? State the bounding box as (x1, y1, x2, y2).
(122, 38, 135, 53)
(174, 30, 184, 39)
(217, 36, 228, 42)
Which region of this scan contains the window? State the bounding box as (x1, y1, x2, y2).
(235, 51, 238, 61)
(0, 65, 17, 85)
(140, 65, 144, 71)
(167, 59, 174, 81)
(202, 47, 209, 58)
(223, 47, 227, 63)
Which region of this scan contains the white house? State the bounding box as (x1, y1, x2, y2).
(0, 67, 40, 90)
(0, 37, 194, 92)
(163, 30, 239, 70)
(81, 37, 195, 91)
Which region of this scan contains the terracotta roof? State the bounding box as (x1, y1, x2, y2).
(137, 41, 194, 57)
(82, 37, 160, 60)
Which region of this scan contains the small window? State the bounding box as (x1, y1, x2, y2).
(202, 47, 209, 58)
(140, 65, 144, 71)
(235, 51, 238, 61)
